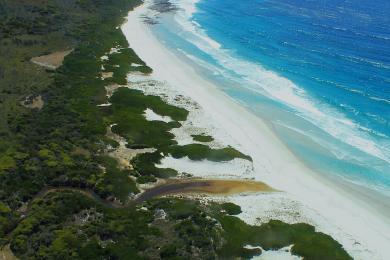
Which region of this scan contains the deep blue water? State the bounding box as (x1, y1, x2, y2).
(151, 0, 390, 195)
(194, 0, 390, 135)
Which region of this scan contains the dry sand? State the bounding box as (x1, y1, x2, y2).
(31, 50, 73, 70)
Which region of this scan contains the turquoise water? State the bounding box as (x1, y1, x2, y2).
(150, 0, 390, 196)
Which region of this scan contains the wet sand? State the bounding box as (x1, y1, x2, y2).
(135, 179, 274, 203)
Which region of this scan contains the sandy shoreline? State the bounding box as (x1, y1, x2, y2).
(122, 2, 390, 259)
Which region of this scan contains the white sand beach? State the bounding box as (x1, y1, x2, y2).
(122, 2, 390, 259)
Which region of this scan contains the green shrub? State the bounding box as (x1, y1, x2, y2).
(165, 144, 252, 162)
(191, 134, 214, 142)
(221, 202, 242, 215)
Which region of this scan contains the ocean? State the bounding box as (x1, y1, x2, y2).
(149, 0, 390, 196)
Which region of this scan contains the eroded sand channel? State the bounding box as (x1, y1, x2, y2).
(135, 179, 274, 203)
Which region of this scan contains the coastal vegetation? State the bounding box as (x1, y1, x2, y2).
(0, 0, 352, 259)
(145, 198, 352, 260)
(191, 134, 214, 143)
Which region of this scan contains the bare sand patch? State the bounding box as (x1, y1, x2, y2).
(21, 95, 44, 110)
(106, 124, 155, 170)
(105, 84, 122, 98)
(101, 72, 113, 80)
(0, 245, 18, 260)
(144, 108, 173, 123)
(31, 50, 73, 70)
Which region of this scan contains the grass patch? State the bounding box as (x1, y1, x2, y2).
(191, 134, 214, 142)
(221, 202, 242, 215)
(164, 144, 252, 162)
